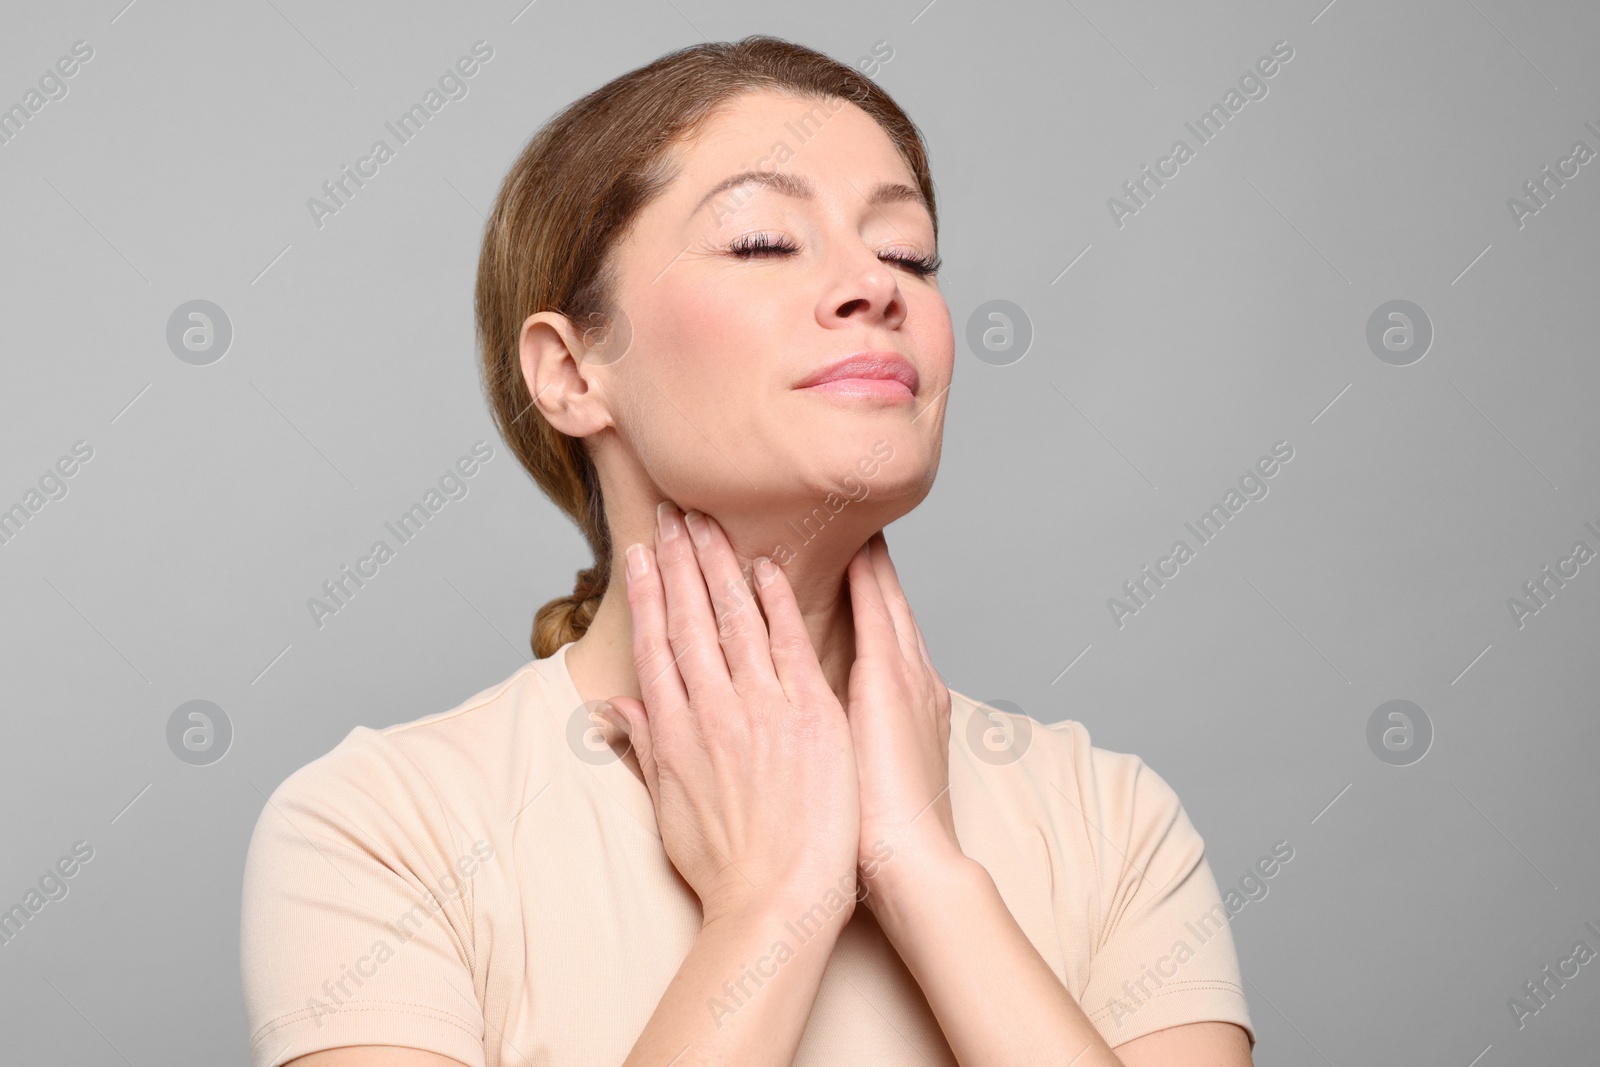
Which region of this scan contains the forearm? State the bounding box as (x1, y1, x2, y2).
(623, 894, 850, 1067)
(867, 852, 1124, 1067)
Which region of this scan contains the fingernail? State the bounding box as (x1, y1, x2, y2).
(684, 510, 711, 548)
(595, 702, 626, 736)
(657, 501, 681, 541)
(626, 542, 648, 580)
(755, 557, 777, 587)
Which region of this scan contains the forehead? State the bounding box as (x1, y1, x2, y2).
(664, 89, 920, 207)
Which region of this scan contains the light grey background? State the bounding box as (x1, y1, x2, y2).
(2, 0, 1597, 1063)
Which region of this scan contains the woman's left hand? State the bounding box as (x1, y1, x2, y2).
(845, 530, 963, 907)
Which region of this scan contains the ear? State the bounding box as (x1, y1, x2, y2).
(518, 310, 615, 438)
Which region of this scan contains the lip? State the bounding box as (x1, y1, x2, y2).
(794, 351, 920, 395)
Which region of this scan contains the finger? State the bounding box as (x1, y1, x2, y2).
(654, 502, 737, 706)
(601, 695, 657, 799)
(750, 555, 830, 706)
(683, 510, 775, 691)
(623, 541, 690, 721)
(865, 531, 928, 667)
(911, 609, 931, 669)
(845, 541, 900, 663)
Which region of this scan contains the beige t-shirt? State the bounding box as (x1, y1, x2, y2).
(241, 641, 1253, 1065)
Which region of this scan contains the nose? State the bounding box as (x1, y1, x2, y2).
(817, 245, 907, 330)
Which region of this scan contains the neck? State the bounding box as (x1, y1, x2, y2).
(563, 515, 872, 713)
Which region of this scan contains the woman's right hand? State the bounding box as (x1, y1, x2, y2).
(598, 505, 864, 927)
(599, 501, 862, 930)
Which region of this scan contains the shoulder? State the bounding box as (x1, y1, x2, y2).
(946, 688, 1197, 853)
(244, 660, 553, 866)
(945, 692, 1251, 1044)
(239, 667, 551, 1067)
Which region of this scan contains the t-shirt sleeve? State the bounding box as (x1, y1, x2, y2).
(240, 727, 488, 1067)
(1060, 722, 1255, 1049)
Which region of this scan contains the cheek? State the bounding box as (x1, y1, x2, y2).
(913, 290, 956, 378)
(615, 294, 776, 470)
(647, 284, 788, 405)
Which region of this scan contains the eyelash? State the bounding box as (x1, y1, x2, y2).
(727, 233, 942, 277)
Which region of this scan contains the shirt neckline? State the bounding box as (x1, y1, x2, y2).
(541, 640, 661, 839)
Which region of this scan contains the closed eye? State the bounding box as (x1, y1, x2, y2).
(728, 233, 940, 277)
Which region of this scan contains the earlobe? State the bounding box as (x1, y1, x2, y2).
(518, 310, 606, 436)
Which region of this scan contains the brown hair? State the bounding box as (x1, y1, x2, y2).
(474, 34, 938, 659)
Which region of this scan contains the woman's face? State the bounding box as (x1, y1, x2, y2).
(585, 88, 953, 528)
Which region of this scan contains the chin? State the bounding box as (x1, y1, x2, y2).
(816, 432, 934, 504)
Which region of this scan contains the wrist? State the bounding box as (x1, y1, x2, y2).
(859, 839, 983, 928)
(703, 876, 858, 940)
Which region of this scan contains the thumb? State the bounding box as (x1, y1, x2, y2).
(600, 695, 655, 785)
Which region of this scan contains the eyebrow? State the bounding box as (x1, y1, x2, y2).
(691, 170, 929, 220)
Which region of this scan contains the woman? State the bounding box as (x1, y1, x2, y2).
(241, 35, 1255, 1067)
